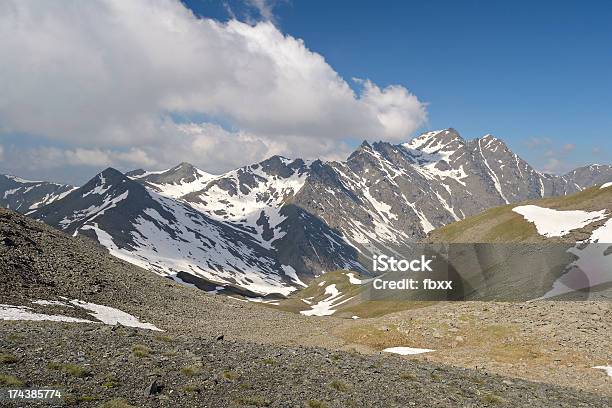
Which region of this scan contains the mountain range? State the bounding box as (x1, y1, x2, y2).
(3, 128, 612, 296)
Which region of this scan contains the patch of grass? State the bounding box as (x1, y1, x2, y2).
(222, 370, 240, 381)
(234, 395, 271, 407)
(47, 361, 63, 370)
(77, 395, 99, 402)
(489, 344, 542, 363)
(155, 334, 174, 343)
(470, 376, 486, 385)
(0, 353, 18, 364)
(481, 392, 505, 404)
(339, 300, 432, 318)
(329, 379, 350, 392)
(430, 372, 442, 381)
(131, 344, 151, 358)
(101, 375, 119, 389)
(7, 333, 23, 342)
(262, 358, 277, 366)
(98, 398, 137, 408)
(307, 400, 328, 408)
(400, 372, 417, 381)
(181, 364, 203, 377)
(62, 364, 91, 378)
(0, 374, 24, 387)
(183, 384, 201, 393)
(339, 324, 410, 350)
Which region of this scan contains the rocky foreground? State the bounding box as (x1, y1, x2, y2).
(2, 321, 610, 408)
(1, 208, 611, 407)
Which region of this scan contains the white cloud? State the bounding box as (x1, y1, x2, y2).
(246, 0, 278, 22)
(0, 122, 355, 178)
(562, 143, 575, 152)
(542, 157, 562, 173)
(357, 79, 427, 140)
(0, 0, 427, 176)
(1, 145, 155, 172)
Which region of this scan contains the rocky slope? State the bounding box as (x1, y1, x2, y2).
(1, 207, 610, 407)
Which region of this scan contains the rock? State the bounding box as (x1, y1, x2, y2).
(145, 379, 162, 396)
(216, 334, 224, 341)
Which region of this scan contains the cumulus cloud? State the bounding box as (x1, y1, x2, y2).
(0, 122, 355, 179)
(0, 0, 427, 179)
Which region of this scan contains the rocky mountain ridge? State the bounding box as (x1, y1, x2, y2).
(3, 128, 612, 295)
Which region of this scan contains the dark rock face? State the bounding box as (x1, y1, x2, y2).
(0, 174, 75, 213)
(137, 162, 203, 185)
(565, 164, 612, 189)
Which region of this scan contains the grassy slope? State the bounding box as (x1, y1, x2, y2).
(427, 184, 612, 243)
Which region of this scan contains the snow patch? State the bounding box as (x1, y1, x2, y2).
(32, 300, 72, 307)
(593, 366, 612, 377)
(69, 299, 162, 331)
(282, 264, 307, 287)
(0, 304, 93, 324)
(83, 174, 110, 197)
(346, 272, 362, 285)
(512, 205, 607, 237)
(382, 347, 434, 355)
(300, 284, 345, 316)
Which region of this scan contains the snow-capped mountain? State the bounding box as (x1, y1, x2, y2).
(285, 129, 610, 257)
(131, 156, 365, 282)
(126, 162, 215, 198)
(30, 168, 306, 296)
(0, 174, 76, 213)
(4, 128, 612, 296)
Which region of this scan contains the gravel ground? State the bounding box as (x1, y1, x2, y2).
(343, 300, 612, 397)
(2, 321, 611, 408)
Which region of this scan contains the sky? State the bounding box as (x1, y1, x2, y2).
(0, 0, 611, 184)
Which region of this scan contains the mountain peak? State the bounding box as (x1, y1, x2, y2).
(403, 128, 465, 152)
(477, 134, 510, 152)
(360, 140, 372, 149)
(254, 155, 308, 178)
(82, 168, 129, 191)
(171, 162, 196, 171)
(100, 167, 127, 180)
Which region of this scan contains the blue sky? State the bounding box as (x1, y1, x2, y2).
(1, 0, 611, 183)
(187, 0, 612, 172)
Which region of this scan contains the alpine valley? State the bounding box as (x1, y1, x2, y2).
(3, 128, 612, 297)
